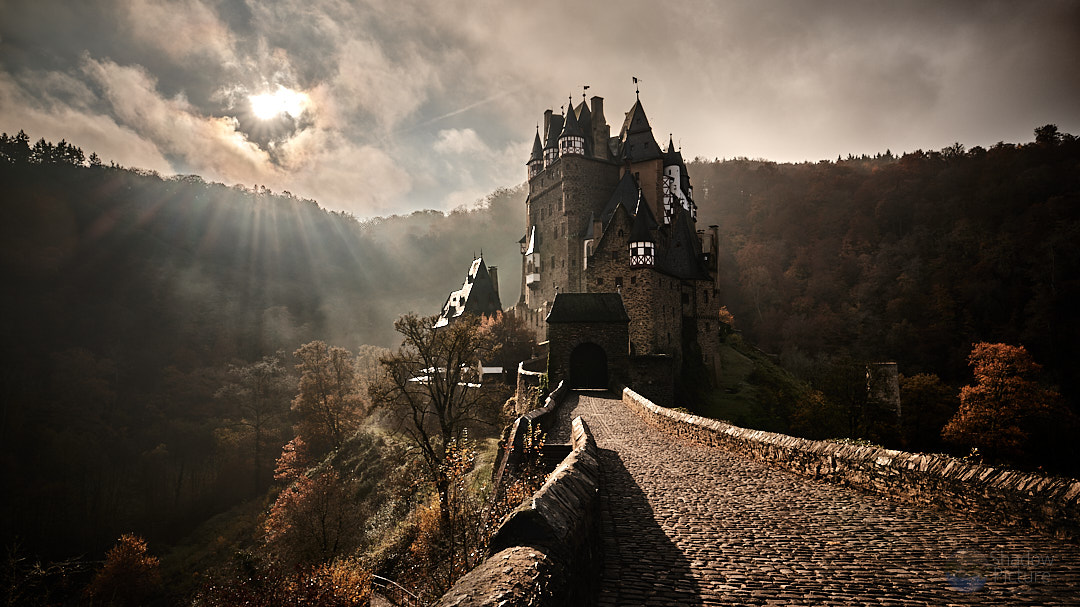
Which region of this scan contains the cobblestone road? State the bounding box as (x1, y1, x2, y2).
(553, 391, 1080, 606)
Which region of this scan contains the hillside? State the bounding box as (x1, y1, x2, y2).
(3, 124, 1079, 583)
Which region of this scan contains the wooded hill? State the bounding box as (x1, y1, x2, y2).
(2, 124, 1078, 570)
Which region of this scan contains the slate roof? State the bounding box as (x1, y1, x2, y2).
(546, 292, 630, 324)
(436, 257, 502, 327)
(618, 98, 662, 163)
(560, 98, 585, 139)
(544, 113, 564, 150)
(529, 129, 543, 163)
(629, 197, 657, 242)
(600, 172, 641, 227)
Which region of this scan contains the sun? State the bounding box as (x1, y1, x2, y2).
(249, 85, 309, 120)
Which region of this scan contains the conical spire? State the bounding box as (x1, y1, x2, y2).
(529, 127, 543, 163)
(560, 97, 585, 139)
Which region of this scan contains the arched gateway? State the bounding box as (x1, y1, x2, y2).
(545, 293, 630, 390)
(568, 342, 608, 388)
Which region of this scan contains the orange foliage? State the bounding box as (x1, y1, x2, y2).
(85, 534, 161, 606)
(942, 343, 1061, 461)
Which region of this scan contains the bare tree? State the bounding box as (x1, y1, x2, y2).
(368, 314, 501, 565)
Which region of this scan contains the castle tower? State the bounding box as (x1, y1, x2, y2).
(528, 128, 544, 179)
(559, 97, 586, 157)
(513, 89, 722, 400)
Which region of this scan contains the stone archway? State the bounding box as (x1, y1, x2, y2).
(568, 342, 608, 389)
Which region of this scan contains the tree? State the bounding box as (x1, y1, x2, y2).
(898, 373, 958, 451)
(292, 342, 364, 454)
(942, 343, 1062, 461)
(263, 467, 362, 566)
(84, 534, 161, 606)
(217, 353, 293, 493)
(1035, 124, 1062, 146)
(368, 314, 500, 578)
(477, 311, 537, 370)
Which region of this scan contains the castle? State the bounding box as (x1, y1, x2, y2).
(513, 91, 722, 401)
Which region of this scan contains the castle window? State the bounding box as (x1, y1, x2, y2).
(631, 276, 637, 284)
(597, 277, 603, 286)
(611, 251, 618, 261)
(615, 277, 623, 289)
(629, 241, 655, 267)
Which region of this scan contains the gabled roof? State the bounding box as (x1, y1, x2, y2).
(546, 292, 630, 324)
(600, 172, 641, 227)
(436, 256, 502, 327)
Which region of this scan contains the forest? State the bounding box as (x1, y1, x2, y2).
(2, 124, 1078, 603)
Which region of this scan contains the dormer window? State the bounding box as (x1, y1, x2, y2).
(629, 240, 655, 267)
(529, 158, 543, 178)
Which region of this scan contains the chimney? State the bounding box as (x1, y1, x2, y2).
(590, 96, 605, 125)
(543, 109, 553, 147)
(488, 266, 499, 300)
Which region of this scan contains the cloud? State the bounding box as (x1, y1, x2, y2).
(0, 71, 172, 173)
(80, 56, 271, 183)
(122, 0, 237, 65)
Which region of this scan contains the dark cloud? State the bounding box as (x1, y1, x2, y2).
(2, 0, 1077, 215)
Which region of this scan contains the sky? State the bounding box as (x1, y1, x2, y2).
(2, 0, 1078, 218)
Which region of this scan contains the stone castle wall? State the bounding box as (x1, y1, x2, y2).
(621, 387, 1080, 540)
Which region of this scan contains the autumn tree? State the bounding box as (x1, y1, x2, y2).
(368, 314, 500, 579)
(84, 534, 161, 606)
(292, 341, 364, 454)
(263, 467, 363, 567)
(217, 353, 294, 493)
(942, 343, 1062, 461)
(478, 311, 537, 370)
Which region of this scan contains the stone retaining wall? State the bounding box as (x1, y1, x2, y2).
(623, 387, 1080, 540)
(436, 417, 601, 606)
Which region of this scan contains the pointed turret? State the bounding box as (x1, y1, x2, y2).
(618, 98, 662, 163)
(528, 127, 544, 178)
(559, 97, 585, 157)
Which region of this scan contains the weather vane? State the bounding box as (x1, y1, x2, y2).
(583, 84, 590, 101)
(633, 76, 641, 99)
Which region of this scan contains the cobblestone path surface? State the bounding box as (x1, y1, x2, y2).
(553, 391, 1080, 606)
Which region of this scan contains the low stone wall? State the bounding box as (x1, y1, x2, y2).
(437, 417, 601, 606)
(623, 387, 1080, 540)
(491, 381, 568, 487)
